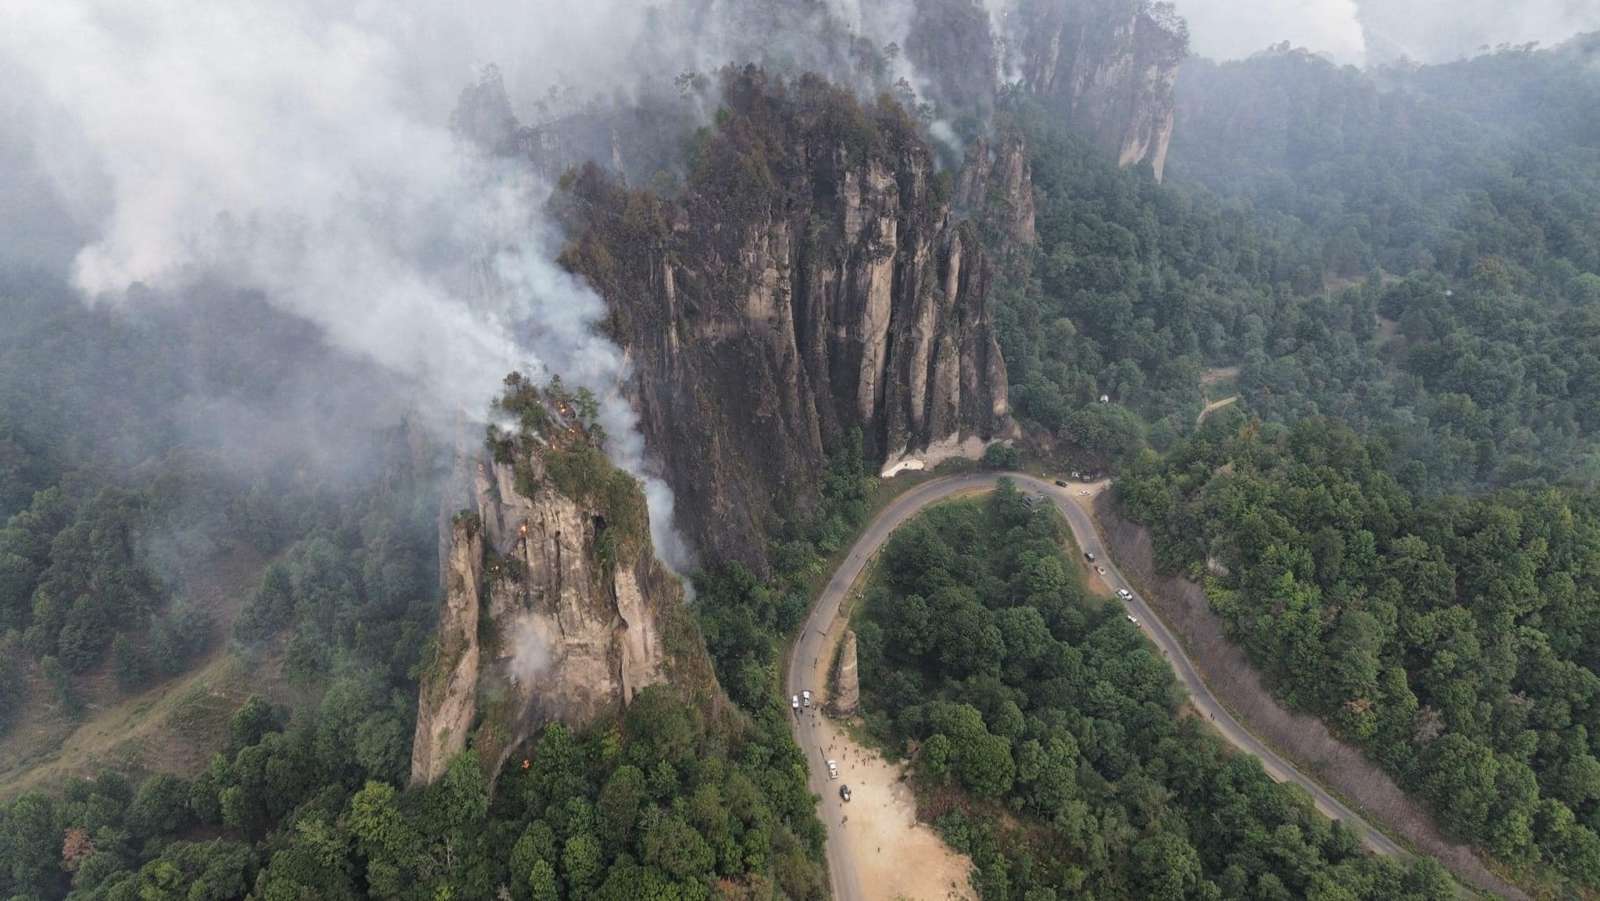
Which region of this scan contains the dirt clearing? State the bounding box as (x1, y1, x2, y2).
(809, 713, 972, 901)
(815, 580, 972, 900)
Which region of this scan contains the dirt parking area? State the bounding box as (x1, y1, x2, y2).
(810, 713, 973, 901)
(814, 595, 972, 900)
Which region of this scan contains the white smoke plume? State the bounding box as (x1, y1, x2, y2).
(505, 617, 553, 688)
(0, 0, 690, 569)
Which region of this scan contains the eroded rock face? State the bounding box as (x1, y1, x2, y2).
(1013, 0, 1188, 180)
(409, 513, 484, 786)
(410, 448, 683, 786)
(560, 71, 1016, 572)
(954, 132, 1039, 249)
(831, 629, 860, 716)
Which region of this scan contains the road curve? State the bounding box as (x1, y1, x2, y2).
(785, 471, 1403, 901)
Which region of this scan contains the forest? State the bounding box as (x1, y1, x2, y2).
(0, 684, 825, 899)
(1118, 415, 1600, 889)
(994, 36, 1600, 491)
(2, 8, 1599, 900)
(0, 277, 440, 741)
(0, 279, 830, 898)
(852, 485, 1454, 899)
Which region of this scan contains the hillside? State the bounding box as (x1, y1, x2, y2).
(4, 3, 1600, 900)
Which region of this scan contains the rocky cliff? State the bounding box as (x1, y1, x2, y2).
(1011, 0, 1188, 180)
(954, 131, 1038, 249)
(830, 629, 860, 716)
(557, 69, 1017, 572)
(410, 378, 711, 785)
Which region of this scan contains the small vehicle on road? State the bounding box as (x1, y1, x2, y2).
(801, 690, 812, 708)
(1126, 614, 1139, 625)
(791, 695, 800, 712)
(1078, 489, 1091, 496)
(1054, 479, 1068, 487)
(827, 760, 839, 780)
(1084, 551, 1096, 562)
(1117, 588, 1132, 600)
(840, 785, 852, 802)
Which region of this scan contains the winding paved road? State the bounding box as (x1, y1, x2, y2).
(785, 471, 1403, 901)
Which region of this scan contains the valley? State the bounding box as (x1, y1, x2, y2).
(3, 1, 1599, 899)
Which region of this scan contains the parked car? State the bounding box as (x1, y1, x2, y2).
(840, 785, 852, 802)
(827, 760, 839, 780)
(801, 690, 812, 708)
(1117, 588, 1132, 600)
(791, 695, 800, 711)
(1054, 479, 1068, 487)
(1095, 565, 1106, 575)
(1126, 614, 1139, 625)
(1084, 551, 1096, 562)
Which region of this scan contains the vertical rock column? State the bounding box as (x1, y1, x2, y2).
(830, 629, 860, 716)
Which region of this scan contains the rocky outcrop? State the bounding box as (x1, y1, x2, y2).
(1012, 0, 1188, 180)
(830, 629, 860, 716)
(897, 0, 1187, 181)
(411, 394, 706, 786)
(559, 70, 1016, 572)
(410, 512, 485, 786)
(954, 132, 1038, 248)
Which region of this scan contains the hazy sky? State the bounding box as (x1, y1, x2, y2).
(1176, 0, 1600, 65)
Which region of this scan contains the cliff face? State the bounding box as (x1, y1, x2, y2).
(954, 131, 1038, 249)
(1013, 0, 1188, 180)
(411, 386, 707, 785)
(559, 70, 1016, 572)
(830, 629, 860, 716)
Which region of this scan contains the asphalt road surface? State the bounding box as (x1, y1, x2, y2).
(785, 471, 1403, 901)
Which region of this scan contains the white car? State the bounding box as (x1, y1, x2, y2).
(802, 690, 812, 708)
(1126, 614, 1139, 625)
(1117, 588, 1132, 600)
(827, 759, 839, 780)
(791, 695, 800, 711)
(1095, 565, 1106, 575)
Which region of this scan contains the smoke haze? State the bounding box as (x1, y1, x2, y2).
(0, 0, 697, 567)
(1175, 0, 1600, 65)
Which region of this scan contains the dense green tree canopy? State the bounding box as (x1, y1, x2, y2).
(854, 485, 1452, 899)
(1119, 417, 1600, 888)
